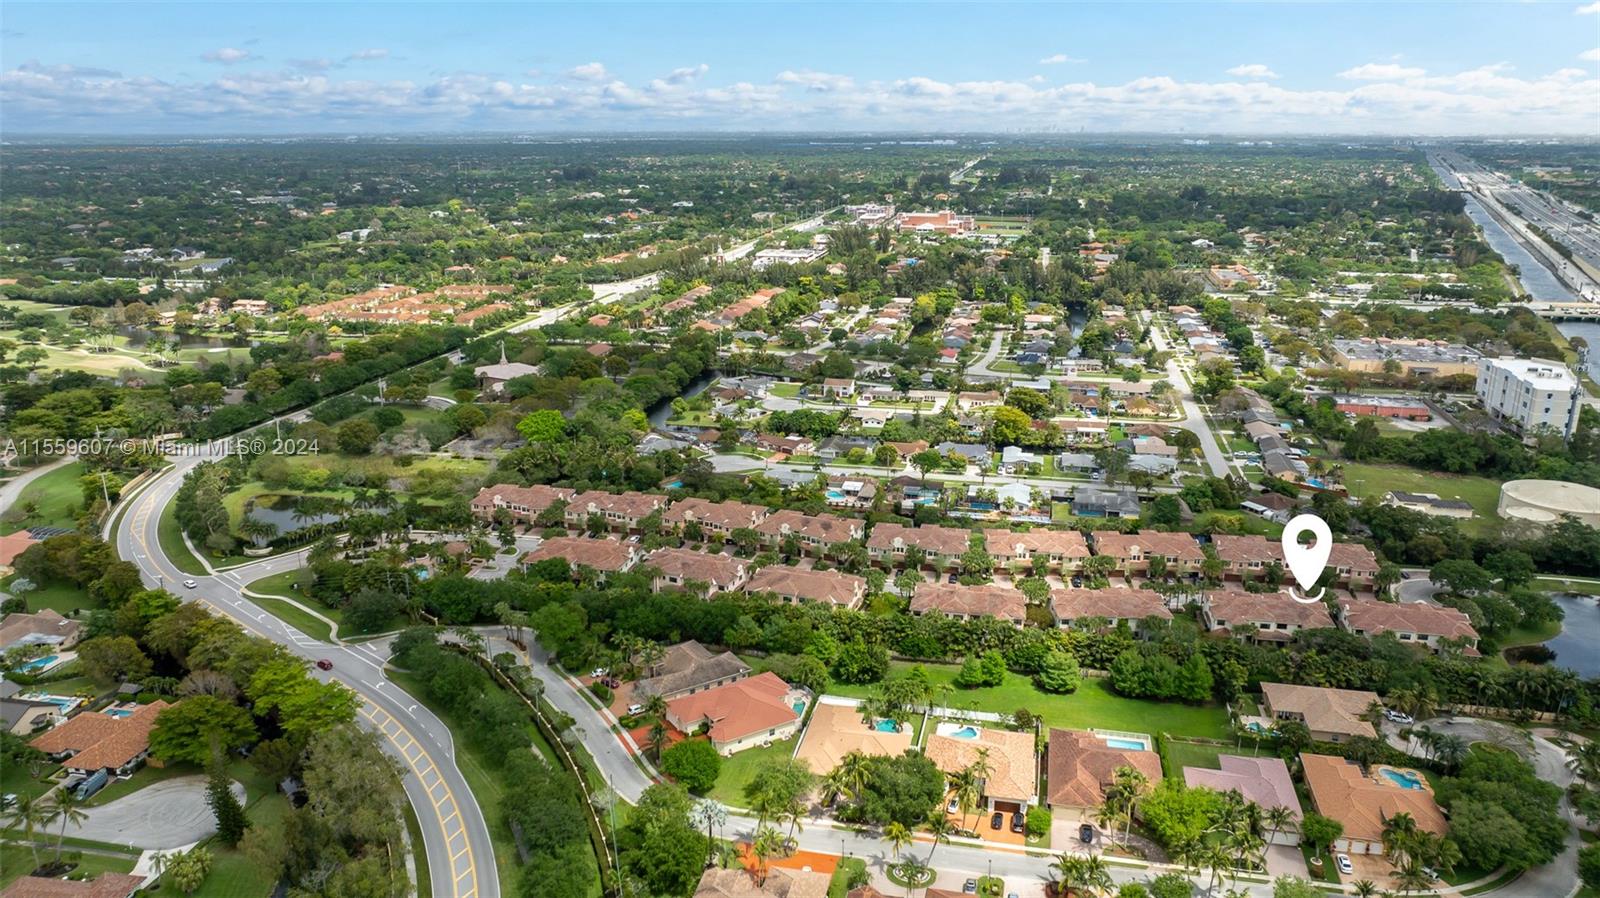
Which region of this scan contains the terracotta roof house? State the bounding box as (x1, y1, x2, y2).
(0, 609, 82, 652)
(0, 531, 40, 570)
(983, 528, 1090, 571)
(1300, 753, 1447, 855)
(865, 523, 971, 567)
(909, 582, 1026, 627)
(0, 873, 145, 898)
(745, 566, 867, 610)
(1049, 587, 1171, 632)
(793, 700, 913, 774)
(521, 537, 640, 577)
(1045, 729, 1163, 817)
(662, 497, 770, 538)
(644, 548, 750, 596)
(470, 483, 576, 524)
(1326, 542, 1381, 588)
(1336, 600, 1480, 655)
(1199, 591, 1334, 643)
(31, 700, 170, 776)
(634, 641, 751, 701)
(1259, 683, 1378, 743)
(1090, 531, 1204, 576)
(562, 490, 668, 531)
(754, 510, 864, 552)
(1210, 534, 1292, 581)
(1182, 755, 1303, 845)
(924, 724, 1038, 812)
(693, 867, 830, 898)
(666, 672, 804, 755)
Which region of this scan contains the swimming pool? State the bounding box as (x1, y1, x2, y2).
(1379, 768, 1426, 790)
(947, 726, 978, 739)
(791, 701, 806, 716)
(1102, 737, 1148, 751)
(16, 654, 59, 672)
(106, 709, 134, 719)
(873, 719, 902, 733)
(22, 694, 78, 713)
(825, 489, 847, 501)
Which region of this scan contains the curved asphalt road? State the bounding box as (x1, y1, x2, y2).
(70, 777, 245, 850)
(113, 453, 496, 898)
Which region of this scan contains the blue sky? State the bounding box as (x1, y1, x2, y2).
(3, 1, 1598, 134)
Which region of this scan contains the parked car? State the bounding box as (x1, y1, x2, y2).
(947, 798, 960, 814)
(962, 880, 977, 895)
(590, 667, 609, 678)
(1079, 823, 1095, 844)
(626, 703, 643, 716)
(315, 659, 333, 671)
(989, 812, 1003, 830)
(183, 579, 198, 589)
(1010, 811, 1024, 833)
(1384, 709, 1415, 725)
(947, 574, 959, 584)
(1335, 854, 1354, 875)
(1070, 576, 1083, 588)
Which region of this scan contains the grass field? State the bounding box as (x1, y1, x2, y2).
(2, 461, 86, 535)
(1339, 462, 1501, 529)
(158, 500, 209, 575)
(251, 595, 336, 642)
(187, 763, 291, 898)
(827, 665, 1232, 740)
(1537, 577, 1600, 597)
(707, 738, 799, 807)
(0, 843, 138, 888)
(1155, 738, 1271, 779)
(1, 575, 95, 617)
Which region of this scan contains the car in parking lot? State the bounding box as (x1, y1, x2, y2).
(1335, 854, 1354, 875)
(989, 811, 1003, 830)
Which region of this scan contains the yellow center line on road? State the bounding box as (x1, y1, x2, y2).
(359, 704, 479, 898)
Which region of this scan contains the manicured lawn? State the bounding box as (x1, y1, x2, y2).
(158, 499, 209, 575)
(187, 848, 270, 898)
(769, 383, 801, 399)
(1157, 738, 1264, 778)
(707, 738, 799, 807)
(0, 844, 137, 888)
(1537, 576, 1600, 597)
(828, 858, 868, 898)
(828, 665, 1232, 740)
(1339, 462, 1501, 525)
(1, 575, 95, 617)
(0, 760, 62, 804)
(251, 595, 335, 642)
(1, 462, 86, 535)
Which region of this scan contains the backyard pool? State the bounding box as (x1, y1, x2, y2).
(106, 708, 134, 719)
(1378, 767, 1426, 790)
(21, 694, 80, 713)
(16, 654, 59, 672)
(1103, 737, 1148, 751)
(791, 701, 807, 716)
(825, 489, 848, 501)
(872, 719, 903, 733)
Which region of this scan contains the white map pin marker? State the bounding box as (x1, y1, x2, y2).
(1282, 513, 1332, 597)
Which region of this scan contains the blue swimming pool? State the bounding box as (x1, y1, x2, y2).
(26, 695, 76, 712)
(791, 701, 806, 716)
(106, 709, 133, 719)
(947, 726, 979, 740)
(826, 489, 847, 501)
(17, 654, 58, 672)
(873, 719, 901, 733)
(1103, 737, 1148, 751)
(1380, 768, 1425, 790)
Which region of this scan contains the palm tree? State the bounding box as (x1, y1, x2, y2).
(1051, 855, 1087, 895)
(838, 751, 871, 803)
(6, 793, 49, 871)
(923, 813, 954, 867)
(1263, 804, 1297, 847)
(1110, 766, 1149, 846)
(1079, 854, 1113, 897)
(46, 790, 88, 863)
(1394, 862, 1433, 896)
(1434, 734, 1468, 772)
(1351, 880, 1378, 898)
(883, 821, 913, 860)
(1203, 842, 1233, 894)
(1093, 800, 1122, 848)
(751, 825, 783, 886)
(1568, 741, 1600, 783)
(819, 768, 852, 808)
(690, 799, 727, 868)
(1382, 811, 1420, 869)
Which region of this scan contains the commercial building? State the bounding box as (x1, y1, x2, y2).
(1330, 338, 1481, 378)
(1474, 357, 1582, 438)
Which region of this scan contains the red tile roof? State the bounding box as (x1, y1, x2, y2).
(667, 672, 798, 745)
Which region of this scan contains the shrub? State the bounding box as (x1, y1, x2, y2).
(659, 738, 722, 794)
(1025, 805, 1052, 839)
(589, 681, 613, 703)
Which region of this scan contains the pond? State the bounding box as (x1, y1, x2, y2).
(645, 369, 719, 428)
(243, 493, 344, 536)
(117, 325, 247, 350)
(1541, 593, 1600, 677)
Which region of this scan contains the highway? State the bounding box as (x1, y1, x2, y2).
(112, 453, 496, 898)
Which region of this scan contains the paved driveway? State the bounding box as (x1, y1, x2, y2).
(69, 776, 246, 849)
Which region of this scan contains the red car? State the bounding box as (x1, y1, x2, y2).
(315, 659, 333, 671)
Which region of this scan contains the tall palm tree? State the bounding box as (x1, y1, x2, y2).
(1079, 854, 1113, 897)
(1203, 842, 1233, 894)
(883, 821, 913, 860)
(751, 825, 783, 886)
(1351, 880, 1378, 898)
(1110, 766, 1149, 846)
(1051, 855, 1087, 895)
(1569, 741, 1600, 783)
(46, 791, 88, 863)
(1382, 811, 1420, 869)
(6, 793, 49, 871)
(1263, 804, 1297, 847)
(923, 813, 954, 867)
(689, 799, 728, 868)
(838, 751, 871, 802)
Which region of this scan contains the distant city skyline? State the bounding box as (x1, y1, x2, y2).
(3, 1, 1599, 135)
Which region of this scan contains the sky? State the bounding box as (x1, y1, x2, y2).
(3, 1, 1600, 136)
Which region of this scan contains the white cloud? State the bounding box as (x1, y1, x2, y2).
(1577, 1, 1600, 13)
(1226, 64, 1279, 79)
(347, 48, 389, 61)
(201, 47, 254, 64)
(1338, 63, 1426, 80)
(662, 64, 708, 84)
(1038, 54, 1084, 65)
(3, 60, 1596, 135)
(775, 69, 854, 93)
(1582, 48, 1600, 61)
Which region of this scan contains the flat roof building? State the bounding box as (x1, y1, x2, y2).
(1475, 357, 1581, 438)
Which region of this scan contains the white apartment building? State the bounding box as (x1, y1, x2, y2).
(1475, 357, 1581, 438)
